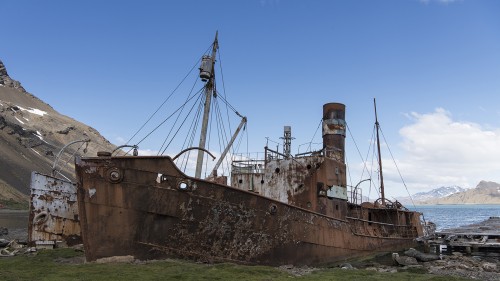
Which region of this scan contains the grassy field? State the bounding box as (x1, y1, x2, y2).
(0, 248, 473, 281)
(0, 199, 28, 210)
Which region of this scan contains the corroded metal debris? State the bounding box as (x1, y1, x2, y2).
(428, 217, 500, 255)
(28, 172, 81, 248)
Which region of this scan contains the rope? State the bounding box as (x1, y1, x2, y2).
(133, 89, 202, 147)
(160, 91, 204, 155)
(217, 51, 233, 138)
(379, 125, 417, 209)
(180, 100, 204, 171)
(307, 120, 322, 152)
(157, 77, 200, 155)
(125, 42, 213, 146)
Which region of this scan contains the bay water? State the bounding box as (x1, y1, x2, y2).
(412, 204, 500, 231)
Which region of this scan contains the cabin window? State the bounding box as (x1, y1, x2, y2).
(275, 168, 280, 173)
(307, 164, 312, 170)
(238, 179, 243, 184)
(260, 179, 264, 184)
(368, 212, 372, 225)
(335, 205, 339, 211)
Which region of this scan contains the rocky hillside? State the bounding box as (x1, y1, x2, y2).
(0, 59, 116, 202)
(417, 181, 500, 205)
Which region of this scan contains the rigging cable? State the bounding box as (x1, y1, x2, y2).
(178, 97, 205, 172)
(307, 120, 322, 152)
(378, 125, 417, 209)
(126, 60, 201, 146)
(133, 90, 202, 147)
(346, 124, 373, 184)
(157, 77, 200, 155)
(217, 50, 233, 139)
(124, 42, 213, 149)
(160, 89, 204, 156)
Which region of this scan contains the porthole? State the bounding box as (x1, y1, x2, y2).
(269, 203, 277, 215)
(178, 182, 188, 191)
(106, 167, 123, 183)
(275, 168, 280, 174)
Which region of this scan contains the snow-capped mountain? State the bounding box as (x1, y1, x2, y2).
(397, 182, 500, 205)
(396, 185, 467, 205)
(412, 186, 467, 202)
(421, 181, 500, 205)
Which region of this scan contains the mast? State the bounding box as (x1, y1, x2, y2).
(374, 98, 385, 206)
(195, 32, 218, 179)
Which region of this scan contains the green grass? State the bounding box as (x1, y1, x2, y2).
(0, 249, 472, 281)
(0, 199, 29, 210)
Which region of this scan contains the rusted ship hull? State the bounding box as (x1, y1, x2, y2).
(76, 156, 420, 265)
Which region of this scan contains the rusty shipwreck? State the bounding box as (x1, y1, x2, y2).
(75, 34, 424, 265)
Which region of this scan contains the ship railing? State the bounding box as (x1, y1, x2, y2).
(347, 179, 371, 205)
(295, 142, 322, 155)
(347, 186, 364, 205)
(231, 153, 266, 174)
(346, 216, 418, 238)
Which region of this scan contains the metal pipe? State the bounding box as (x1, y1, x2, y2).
(112, 144, 138, 156)
(52, 138, 90, 177)
(173, 147, 216, 161)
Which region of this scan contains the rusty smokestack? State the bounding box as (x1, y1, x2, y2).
(322, 103, 346, 163)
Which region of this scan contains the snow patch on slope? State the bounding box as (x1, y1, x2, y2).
(14, 116, 25, 125)
(17, 105, 47, 116)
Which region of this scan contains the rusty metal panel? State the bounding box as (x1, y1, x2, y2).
(28, 172, 81, 246)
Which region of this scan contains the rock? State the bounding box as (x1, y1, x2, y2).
(392, 253, 418, 266)
(95, 255, 135, 264)
(340, 263, 354, 270)
(482, 262, 497, 272)
(404, 248, 440, 262)
(56, 126, 75, 135)
(0, 227, 8, 236)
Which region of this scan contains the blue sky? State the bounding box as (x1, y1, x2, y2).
(2, 0, 500, 197)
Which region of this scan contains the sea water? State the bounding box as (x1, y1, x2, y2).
(412, 204, 500, 231)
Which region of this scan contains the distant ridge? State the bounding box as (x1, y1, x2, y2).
(398, 181, 500, 205)
(419, 181, 500, 205)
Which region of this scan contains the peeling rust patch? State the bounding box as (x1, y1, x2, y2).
(29, 172, 82, 246)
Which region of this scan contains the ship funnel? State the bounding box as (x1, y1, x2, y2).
(322, 103, 346, 163)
